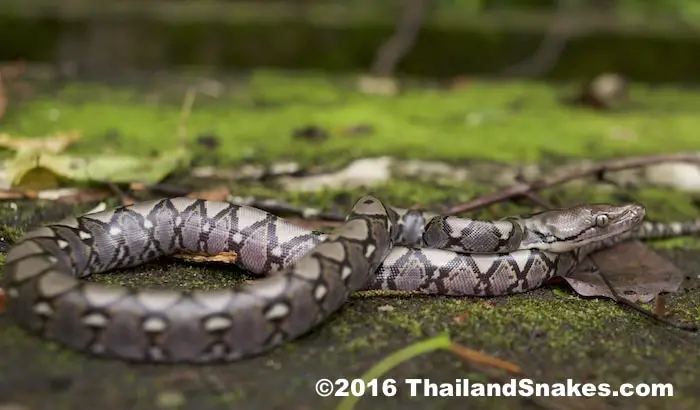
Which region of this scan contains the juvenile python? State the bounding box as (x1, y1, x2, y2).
(3, 196, 695, 363)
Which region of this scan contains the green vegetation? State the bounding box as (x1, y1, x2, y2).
(2, 71, 700, 169)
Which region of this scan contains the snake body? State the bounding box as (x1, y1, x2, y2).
(6, 196, 691, 363)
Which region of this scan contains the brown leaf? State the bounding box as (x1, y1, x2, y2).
(0, 288, 6, 312)
(186, 186, 231, 202)
(453, 311, 470, 323)
(564, 240, 684, 303)
(172, 251, 238, 264)
(0, 188, 36, 200)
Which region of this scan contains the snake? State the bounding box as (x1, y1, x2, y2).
(3, 196, 696, 363)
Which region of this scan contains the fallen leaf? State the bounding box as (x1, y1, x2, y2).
(0, 131, 81, 154)
(172, 251, 238, 264)
(453, 311, 470, 323)
(0, 188, 36, 200)
(53, 188, 113, 204)
(564, 240, 684, 303)
(186, 186, 230, 201)
(0, 288, 6, 312)
(4, 147, 191, 190)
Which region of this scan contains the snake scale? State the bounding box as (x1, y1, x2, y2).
(3, 196, 697, 363)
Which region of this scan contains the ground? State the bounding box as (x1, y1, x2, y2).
(1, 70, 699, 409)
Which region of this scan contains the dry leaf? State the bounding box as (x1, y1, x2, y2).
(186, 186, 230, 201)
(453, 311, 470, 323)
(0, 189, 36, 200)
(49, 188, 113, 204)
(5, 147, 191, 190)
(172, 251, 238, 264)
(0, 131, 81, 154)
(564, 240, 684, 303)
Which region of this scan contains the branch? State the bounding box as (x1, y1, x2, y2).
(444, 153, 700, 216)
(369, 0, 429, 76)
(499, 0, 577, 78)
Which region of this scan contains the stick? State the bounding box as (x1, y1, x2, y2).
(444, 153, 700, 215)
(369, 0, 429, 76)
(499, 0, 577, 78)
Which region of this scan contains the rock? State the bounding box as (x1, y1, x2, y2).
(280, 157, 393, 192)
(644, 162, 700, 192)
(356, 75, 399, 96)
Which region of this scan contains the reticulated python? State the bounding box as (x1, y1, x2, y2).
(2, 196, 697, 363)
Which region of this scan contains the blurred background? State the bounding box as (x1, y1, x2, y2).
(1, 0, 699, 83)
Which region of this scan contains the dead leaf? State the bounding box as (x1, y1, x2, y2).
(0, 131, 81, 154)
(564, 240, 684, 303)
(172, 251, 238, 264)
(453, 311, 470, 323)
(186, 186, 230, 201)
(0, 188, 36, 200)
(51, 188, 113, 204)
(4, 147, 191, 190)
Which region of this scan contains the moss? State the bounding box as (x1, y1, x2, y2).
(3, 72, 700, 169)
(0, 225, 24, 244)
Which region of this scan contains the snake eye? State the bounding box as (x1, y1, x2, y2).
(595, 214, 609, 227)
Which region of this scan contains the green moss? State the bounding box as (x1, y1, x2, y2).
(0, 225, 24, 245)
(3, 72, 700, 168)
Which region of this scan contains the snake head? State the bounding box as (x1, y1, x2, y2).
(516, 203, 646, 252)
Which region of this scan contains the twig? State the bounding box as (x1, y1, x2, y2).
(448, 343, 521, 374)
(499, 0, 577, 78)
(369, 0, 429, 76)
(444, 153, 700, 215)
(594, 269, 698, 332)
